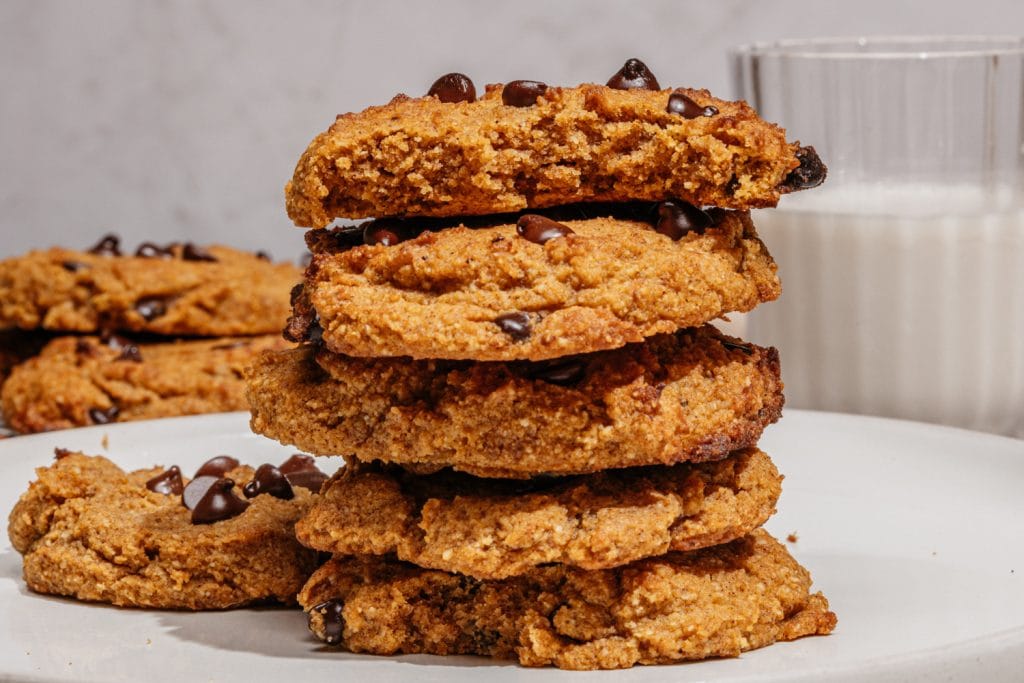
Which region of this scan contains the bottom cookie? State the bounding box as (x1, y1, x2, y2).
(298, 529, 836, 670)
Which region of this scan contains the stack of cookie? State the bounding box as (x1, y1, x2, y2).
(0, 235, 301, 433)
(248, 59, 836, 669)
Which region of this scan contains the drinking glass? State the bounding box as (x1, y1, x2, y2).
(732, 36, 1024, 436)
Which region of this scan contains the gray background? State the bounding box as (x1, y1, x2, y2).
(2, 0, 1022, 259)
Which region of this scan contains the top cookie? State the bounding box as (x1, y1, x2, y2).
(285, 60, 825, 226)
(0, 236, 301, 336)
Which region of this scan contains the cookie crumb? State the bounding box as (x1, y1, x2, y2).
(786, 532, 798, 543)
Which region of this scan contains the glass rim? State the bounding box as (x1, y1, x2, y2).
(733, 35, 1024, 60)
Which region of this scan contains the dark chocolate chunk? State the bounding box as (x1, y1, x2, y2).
(191, 478, 250, 524)
(194, 455, 240, 478)
(494, 312, 532, 341)
(134, 297, 168, 322)
(146, 466, 183, 495)
(255, 250, 272, 261)
(502, 80, 547, 107)
(87, 234, 122, 256)
(606, 58, 661, 91)
(427, 72, 477, 103)
(655, 200, 713, 240)
(182, 475, 220, 510)
(182, 243, 218, 262)
(780, 145, 827, 191)
(135, 242, 173, 258)
(667, 91, 716, 119)
(310, 599, 346, 645)
(243, 464, 294, 500)
(524, 358, 586, 386)
(516, 215, 574, 245)
(88, 405, 119, 425)
(61, 261, 87, 272)
(279, 453, 318, 475)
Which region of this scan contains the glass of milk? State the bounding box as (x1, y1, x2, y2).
(732, 36, 1024, 436)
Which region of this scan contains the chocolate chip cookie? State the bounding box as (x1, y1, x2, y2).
(248, 326, 783, 478)
(290, 208, 779, 361)
(2, 334, 290, 433)
(296, 448, 780, 579)
(286, 61, 824, 226)
(298, 529, 835, 669)
(0, 235, 300, 336)
(8, 451, 328, 609)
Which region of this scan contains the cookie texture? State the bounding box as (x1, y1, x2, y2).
(293, 209, 779, 361)
(248, 326, 783, 477)
(286, 83, 809, 226)
(298, 529, 835, 669)
(8, 452, 320, 609)
(2, 334, 290, 433)
(0, 242, 300, 335)
(296, 448, 780, 578)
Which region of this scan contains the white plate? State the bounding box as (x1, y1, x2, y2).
(1, 410, 1022, 682)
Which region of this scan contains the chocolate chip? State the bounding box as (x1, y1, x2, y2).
(363, 221, 409, 246)
(255, 250, 271, 261)
(135, 297, 168, 322)
(87, 234, 122, 256)
(655, 200, 713, 239)
(284, 469, 328, 493)
(243, 464, 294, 500)
(781, 145, 827, 191)
(720, 338, 755, 355)
(62, 261, 87, 272)
(146, 466, 183, 495)
(516, 215, 574, 245)
(494, 312, 531, 341)
(502, 80, 547, 107)
(427, 72, 477, 103)
(194, 455, 240, 478)
(182, 475, 220, 510)
(310, 599, 346, 645)
(606, 58, 661, 91)
(135, 242, 173, 258)
(667, 91, 716, 119)
(279, 453, 318, 475)
(88, 406, 119, 425)
(524, 358, 586, 386)
(191, 478, 250, 524)
(182, 243, 218, 262)
(116, 343, 143, 362)
(54, 447, 74, 459)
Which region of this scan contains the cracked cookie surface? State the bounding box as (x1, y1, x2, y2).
(293, 209, 779, 361)
(299, 529, 835, 669)
(296, 448, 780, 579)
(2, 334, 290, 433)
(8, 452, 320, 609)
(248, 326, 783, 478)
(286, 82, 813, 226)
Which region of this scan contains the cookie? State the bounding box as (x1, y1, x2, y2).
(8, 451, 327, 609)
(0, 236, 300, 336)
(289, 208, 779, 361)
(286, 63, 825, 226)
(248, 326, 783, 478)
(296, 448, 780, 579)
(2, 334, 290, 433)
(298, 529, 835, 669)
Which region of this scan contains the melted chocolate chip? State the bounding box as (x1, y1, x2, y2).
(494, 312, 531, 341)
(62, 261, 87, 272)
(781, 145, 827, 191)
(524, 358, 586, 386)
(606, 58, 661, 91)
(191, 478, 250, 524)
(516, 215, 574, 245)
(284, 469, 328, 493)
(87, 234, 122, 256)
(242, 464, 294, 500)
(194, 455, 240, 478)
(667, 91, 716, 119)
(135, 242, 173, 258)
(146, 466, 183, 495)
(182, 475, 220, 509)
(279, 453, 318, 475)
(427, 72, 477, 103)
(134, 297, 168, 322)
(363, 221, 410, 246)
(311, 599, 346, 645)
(255, 250, 271, 261)
(720, 338, 755, 355)
(88, 406, 119, 425)
(655, 200, 713, 240)
(502, 80, 547, 107)
(182, 243, 218, 262)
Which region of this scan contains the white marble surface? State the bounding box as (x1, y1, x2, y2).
(1, 0, 1023, 258)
